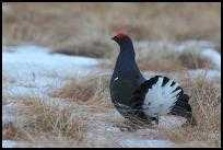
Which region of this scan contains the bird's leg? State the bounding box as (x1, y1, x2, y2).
(151, 116, 159, 125)
(182, 115, 197, 127)
(114, 119, 138, 132)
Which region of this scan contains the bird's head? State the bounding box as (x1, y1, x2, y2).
(112, 32, 131, 45)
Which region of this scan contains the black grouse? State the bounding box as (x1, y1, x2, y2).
(109, 33, 196, 127)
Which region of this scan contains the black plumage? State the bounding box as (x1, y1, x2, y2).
(109, 33, 196, 127)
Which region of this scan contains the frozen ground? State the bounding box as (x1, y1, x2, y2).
(2, 42, 221, 148)
(3, 45, 102, 97)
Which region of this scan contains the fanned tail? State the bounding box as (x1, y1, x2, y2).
(130, 75, 196, 126)
(169, 94, 197, 125)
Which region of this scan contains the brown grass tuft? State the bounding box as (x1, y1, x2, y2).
(50, 75, 114, 111)
(3, 122, 17, 140)
(178, 51, 211, 69)
(52, 39, 113, 58)
(137, 47, 211, 71)
(3, 95, 87, 141)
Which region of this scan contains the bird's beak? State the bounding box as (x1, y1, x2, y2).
(111, 36, 118, 42)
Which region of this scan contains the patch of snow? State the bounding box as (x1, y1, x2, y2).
(2, 3, 12, 14)
(187, 69, 221, 80)
(2, 140, 17, 148)
(175, 40, 215, 53)
(7, 85, 41, 97)
(3, 45, 99, 81)
(2, 103, 17, 126)
(158, 116, 187, 129)
(200, 48, 221, 70)
(3, 45, 100, 97)
(2, 45, 102, 128)
(4, 76, 64, 98)
(119, 139, 175, 147)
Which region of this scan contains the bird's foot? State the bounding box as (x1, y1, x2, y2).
(182, 116, 197, 127)
(119, 126, 137, 132)
(150, 116, 159, 126)
(112, 123, 137, 132)
(112, 119, 140, 132)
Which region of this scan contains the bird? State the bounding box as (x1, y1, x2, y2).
(109, 32, 196, 129)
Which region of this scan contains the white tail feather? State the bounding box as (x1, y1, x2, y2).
(142, 77, 181, 117)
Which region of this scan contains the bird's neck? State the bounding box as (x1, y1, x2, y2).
(116, 43, 136, 71)
(119, 41, 135, 57)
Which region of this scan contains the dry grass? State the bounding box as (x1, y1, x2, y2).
(177, 52, 211, 69)
(162, 75, 221, 147)
(3, 122, 18, 140)
(50, 75, 114, 112)
(2, 74, 16, 105)
(2, 95, 87, 141)
(50, 70, 221, 146)
(3, 2, 221, 57)
(2, 75, 116, 146)
(138, 50, 211, 72)
(52, 39, 113, 58)
(2, 73, 221, 147)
